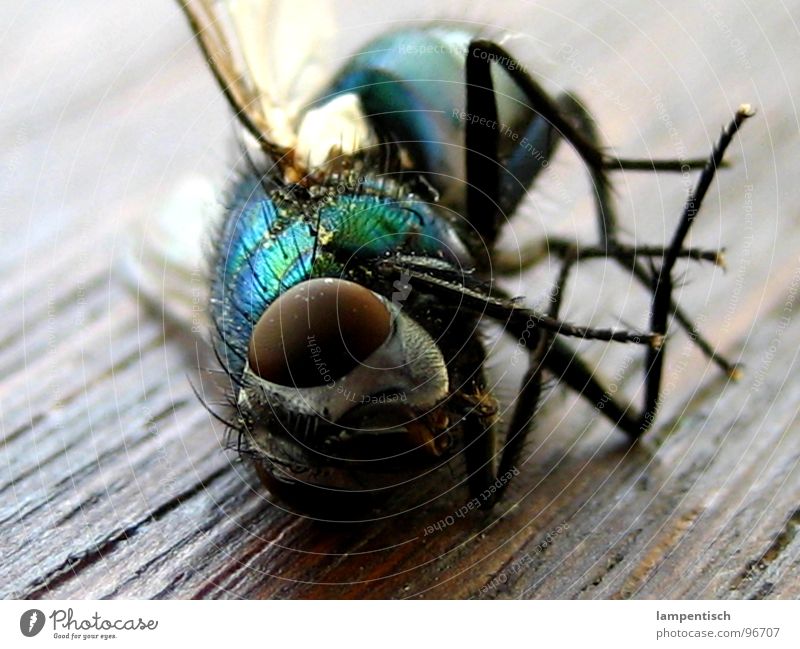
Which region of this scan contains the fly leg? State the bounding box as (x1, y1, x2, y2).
(494, 236, 739, 378)
(461, 41, 750, 492)
(466, 41, 712, 176)
(556, 94, 742, 378)
(541, 107, 753, 438)
(461, 325, 549, 507)
(474, 243, 573, 508)
(465, 51, 742, 378)
(494, 240, 724, 274)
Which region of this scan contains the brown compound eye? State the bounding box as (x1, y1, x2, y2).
(247, 278, 392, 388)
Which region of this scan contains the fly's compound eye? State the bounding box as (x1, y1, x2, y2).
(247, 278, 392, 388)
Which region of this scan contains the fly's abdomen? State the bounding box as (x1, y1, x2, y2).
(320, 27, 557, 217)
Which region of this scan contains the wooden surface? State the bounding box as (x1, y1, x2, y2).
(2, 0, 800, 599)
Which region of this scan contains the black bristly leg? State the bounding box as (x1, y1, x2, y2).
(495, 239, 724, 272)
(463, 41, 684, 251)
(642, 107, 753, 420)
(502, 85, 741, 378)
(467, 42, 739, 377)
(467, 41, 712, 182)
(480, 332, 549, 507)
(494, 242, 739, 378)
(459, 338, 505, 503)
(551, 92, 619, 245)
(629, 262, 741, 378)
(544, 107, 753, 438)
(465, 39, 502, 257)
(551, 93, 741, 377)
(391, 103, 750, 500)
(462, 303, 550, 507)
(460, 40, 750, 498)
(481, 232, 575, 507)
(463, 43, 576, 501)
(462, 409, 497, 503)
(383, 258, 662, 347)
(461, 44, 553, 501)
(489, 254, 570, 503)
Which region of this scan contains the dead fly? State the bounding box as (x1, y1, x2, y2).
(136, 1, 753, 512)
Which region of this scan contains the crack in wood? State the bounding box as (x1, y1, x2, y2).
(610, 507, 702, 599)
(729, 506, 800, 596)
(20, 465, 229, 599)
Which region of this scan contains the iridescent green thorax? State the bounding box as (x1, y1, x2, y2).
(211, 172, 465, 376)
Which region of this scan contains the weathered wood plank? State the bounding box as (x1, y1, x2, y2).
(1, 0, 799, 599)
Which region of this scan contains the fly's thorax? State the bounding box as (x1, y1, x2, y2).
(210, 168, 474, 372)
(304, 171, 474, 270)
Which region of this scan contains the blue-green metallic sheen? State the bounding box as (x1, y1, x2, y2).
(211, 175, 463, 376)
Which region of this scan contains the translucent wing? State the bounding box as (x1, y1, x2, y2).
(118, 176, 219, 334)
(178, 0, 379, 180)
(120, 0, 372, 337)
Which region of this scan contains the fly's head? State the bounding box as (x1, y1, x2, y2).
(213, 176, 488, 511)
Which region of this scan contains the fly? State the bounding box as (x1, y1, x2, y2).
(170, 0, 753, 513)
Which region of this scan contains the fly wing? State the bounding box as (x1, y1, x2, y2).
(177, 1, 283, 151)
(122, 1, 359, 338)
(179, 0, 368, 178)
(226, 0, 334, 139)
(118, 176, 220, 335)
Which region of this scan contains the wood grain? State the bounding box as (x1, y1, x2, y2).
(1, 0, 799, 599)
